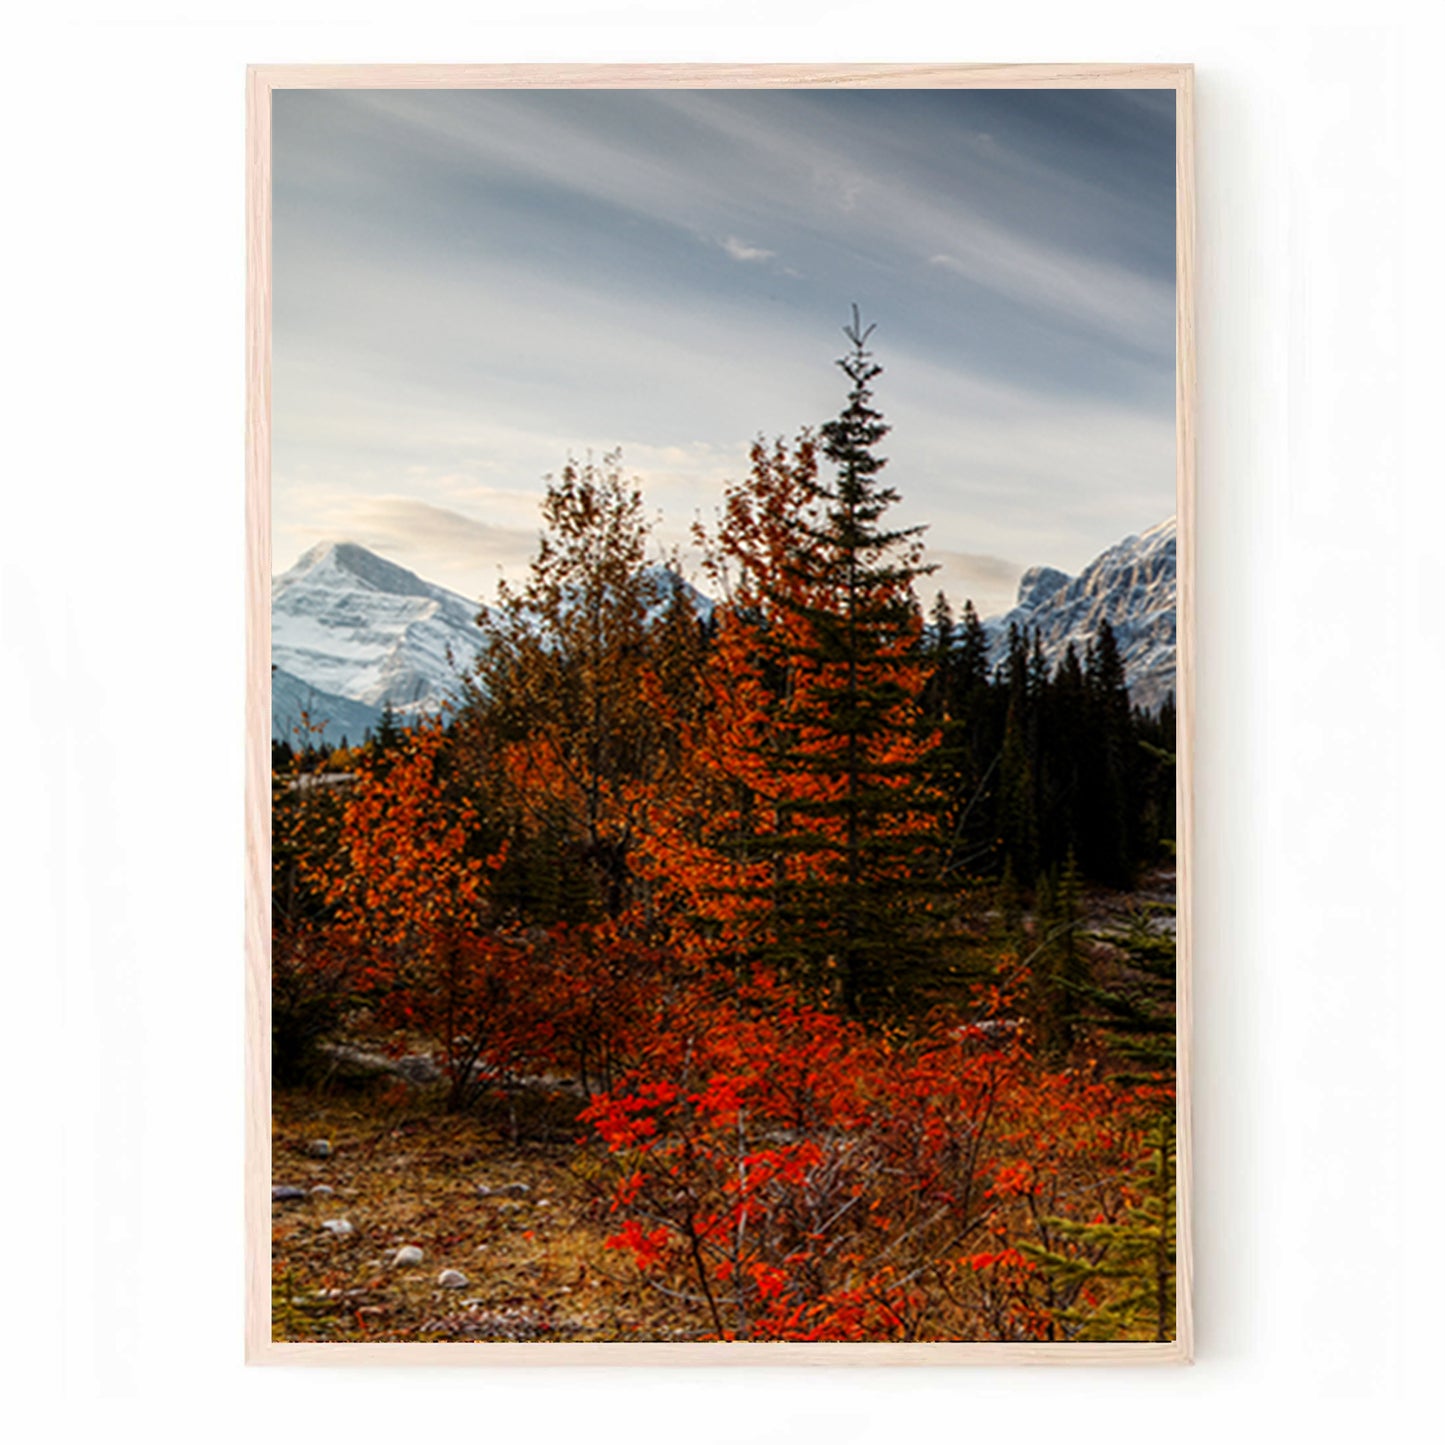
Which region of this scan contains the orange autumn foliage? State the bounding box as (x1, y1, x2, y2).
(582, 972, 1030, 1341)
(636, 433, 941, 1013)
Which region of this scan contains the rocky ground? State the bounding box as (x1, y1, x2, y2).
(270, 1085, 680, 1343)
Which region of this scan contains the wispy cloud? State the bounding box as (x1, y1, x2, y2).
(721, 236, 775, 263)
(272, 88, 1176, 605)
(922, 550, 1025, 618)
(274, 494, 539, 601)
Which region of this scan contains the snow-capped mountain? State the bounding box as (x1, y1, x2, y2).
(272, 667, 391, 748)
(271, 521, 1176, 746)
(643, 566, 714, 627)
(272, 542, 486, 745)
(984, 518, 1177, 712)
(271, 543, 715, 746)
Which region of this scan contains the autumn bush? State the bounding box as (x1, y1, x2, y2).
(270, 926, 359, 1086)
(571, 954, 1173, 1342)
(271, 725, 356, 1082)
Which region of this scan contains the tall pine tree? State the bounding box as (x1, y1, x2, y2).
(779, 309, 941, 1014)
(690, 312, 941, 1016)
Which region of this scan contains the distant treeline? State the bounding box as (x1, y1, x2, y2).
(923, 602, 1176, 892)
(274, 605, 1175, 909)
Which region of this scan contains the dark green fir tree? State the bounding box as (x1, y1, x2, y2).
(757, 308, 942, 1017)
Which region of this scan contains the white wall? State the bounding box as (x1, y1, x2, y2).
(5, 3, 1442, 1440)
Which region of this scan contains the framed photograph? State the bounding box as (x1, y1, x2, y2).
(247, 63, 1194, 1364)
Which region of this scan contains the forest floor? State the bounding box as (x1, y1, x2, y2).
(270, 1083, 684, 1343)
(270, 869, 1176, 1343)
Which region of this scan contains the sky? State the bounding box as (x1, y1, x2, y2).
(272, 87, 1176, 617)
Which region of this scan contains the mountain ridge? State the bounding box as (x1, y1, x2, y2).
(271, 522, 1177, 745)
(271, 542, 716, 746)
(271, 542, 487, 746)
(982, 517, 1176, 712)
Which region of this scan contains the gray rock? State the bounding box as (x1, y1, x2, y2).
(272, 1185, 307, 1203)
(437, 1269, 469, 1289)
(392, 1245, 424, 1267)
(319, 1044, 443, 1086)
(320, 1045, 396, 1080)
(309, 1184, 334, 1198)
(321, 1218, 353, 1237)
(476, 1181, 530, 1199)
(306, 1139, 332, 1159)
(395, 1054, 443, 1085)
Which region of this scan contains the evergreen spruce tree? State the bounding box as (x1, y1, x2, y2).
(1083, 620, 1135, 886)
(936, 597, 995, 875)
(924, 591, 956, 725)
(1047, 642, 1087, 863)
(1054, 848, 1086, 1051)
(1028, 629, 1049, 701)
(731, 309, 941, 1017)
(997, 691, 1038, 884)
(1001, 619, 1030, 695)
(1076, 905, 1177, 1082)
(375, 700, 402, 753)
(926, 591, 982, 884)
(1023, 1113, 1177, 1341)
(1134, 696, 1177, 863)
(957, 599, 990, 699)
(1026, 850, 1088, 1060)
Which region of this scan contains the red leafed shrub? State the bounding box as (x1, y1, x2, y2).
(582, 964, 1165, 1341)
(581, 972, 1032, 1340)
(338, 917, 665, 1114)
(964, 1068, 1172, 1341)
(289, 717, 670, 1109)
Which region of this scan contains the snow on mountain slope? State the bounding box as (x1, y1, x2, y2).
(642, 565, 714, 626)
(984, 518, 1177, 712)
(271, 666, 391, 748)
(271, 542, 486, 744)
(271, 523, 1176, 746)
(270, 543, 715, 745)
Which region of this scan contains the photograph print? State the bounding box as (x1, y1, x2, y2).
(263, 75, 1187, 1350)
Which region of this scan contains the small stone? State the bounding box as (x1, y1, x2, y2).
(272, 1185, 307, 1203)
(395, 1054, 442, 1085)
(309, 1184, 334, 1198)
(392, 1245, 424, 1267)
(306, 1139, 332, 1159)
(437, 1269, 468, 1289)
(476, 1181, 530, 1199)
(321, 1218, 353, 1237)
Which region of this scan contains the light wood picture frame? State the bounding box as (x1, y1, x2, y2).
(247, 62, 1194, 1366)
